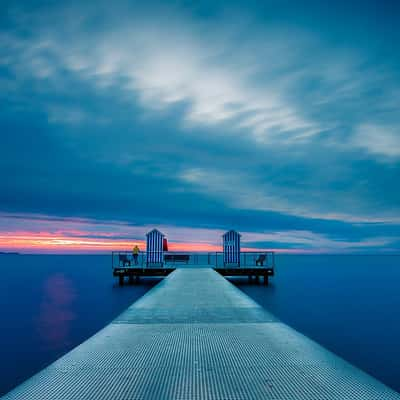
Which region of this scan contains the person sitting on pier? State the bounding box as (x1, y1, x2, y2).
(132, 245, 140, 265)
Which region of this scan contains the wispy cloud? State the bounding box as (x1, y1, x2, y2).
(242, 230, 393, 251)
(46, 105, 92, 125)
(3, 4, 399, 154)
(353, 124, 400, 159)
(180, 167, 400, 223)
(1, 6, 321, 143)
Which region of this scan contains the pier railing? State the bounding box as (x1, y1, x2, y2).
(112, 251, 275, 269)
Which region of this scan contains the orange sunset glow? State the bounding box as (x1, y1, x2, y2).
(0, 232, 317, 254)
(0, 232, 225, 253)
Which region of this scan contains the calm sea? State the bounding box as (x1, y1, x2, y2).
(0, 254, 399, 395)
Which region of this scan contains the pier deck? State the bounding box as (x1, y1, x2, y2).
(113, 265, 274, 285)
(4, 268, 400, 399)
(113, 266, 175, 285)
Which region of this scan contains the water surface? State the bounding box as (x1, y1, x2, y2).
(0, 254, 399, 395)
(235, 254, 400, 392)
(0, 255, 157, 395)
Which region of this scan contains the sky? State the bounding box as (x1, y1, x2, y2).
(0, 0, 399, 253)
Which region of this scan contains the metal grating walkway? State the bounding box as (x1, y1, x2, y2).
(3, 268, 400, 399)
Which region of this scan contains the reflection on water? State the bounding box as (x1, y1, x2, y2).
(0, 254, 154, 396)
(36, 273, 76, 349)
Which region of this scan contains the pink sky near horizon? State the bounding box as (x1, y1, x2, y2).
(0, 232, 218, 253)
(0, 213, 393, 254)
(0, 232, 319, 254)
(0, 213, 294, 253)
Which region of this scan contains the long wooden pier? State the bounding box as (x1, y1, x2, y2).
(4, 268, 400, 399)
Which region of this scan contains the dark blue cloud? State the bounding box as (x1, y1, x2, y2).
(0, 0, 399, 251)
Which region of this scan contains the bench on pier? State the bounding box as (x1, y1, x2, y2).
(164, 254, 190, 264)
(256, 254, 266, 266)
(119, 254, 131, 267)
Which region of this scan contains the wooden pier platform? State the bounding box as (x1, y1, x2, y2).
(113, 266, 175, 285)
(4, 268, 400, 399)
(215, 266, 274, 284)
(113, 265, 274, 285)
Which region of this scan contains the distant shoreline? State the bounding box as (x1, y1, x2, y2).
(0, 252, 21, 255)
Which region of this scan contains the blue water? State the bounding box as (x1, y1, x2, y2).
(0, 254, 399, 395)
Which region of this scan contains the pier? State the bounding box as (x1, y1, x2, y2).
(113, 229, 274, 286)
(4, 267, 400, 399)
(112, 251, 275, 285)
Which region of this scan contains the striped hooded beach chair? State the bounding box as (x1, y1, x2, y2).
(223, 230, 241, 267)
(146, 229, 165, 267)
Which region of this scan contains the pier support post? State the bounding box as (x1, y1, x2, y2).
(128, 275, 134, 284)
(264, 275, 269, 286)
(255, 275, 260, 284)
(119, 275, 124, 286)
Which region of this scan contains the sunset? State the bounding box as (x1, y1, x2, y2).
(1, 0, 399, 398)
